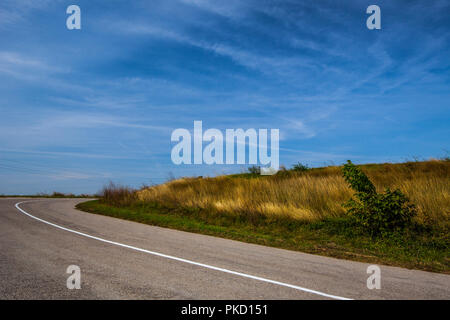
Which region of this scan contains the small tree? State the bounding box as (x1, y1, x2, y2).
(342, 160, 416, 236)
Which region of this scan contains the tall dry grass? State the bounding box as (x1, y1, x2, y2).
(134, 160, 449, 227)
(101, 182, 137, 207)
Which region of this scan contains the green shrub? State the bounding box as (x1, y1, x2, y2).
(292, 162, 309, 172)
(247, 165, 261, 175)
(52, 192, 66, 198)
(342, 160, 416, 236)
(342, 160, 376, 196)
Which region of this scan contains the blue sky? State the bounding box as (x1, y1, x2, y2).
(0, 0, 449, 194)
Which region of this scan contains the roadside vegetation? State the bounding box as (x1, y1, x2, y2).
(76, 159, 450, 273)
(0, 192, 95, 198)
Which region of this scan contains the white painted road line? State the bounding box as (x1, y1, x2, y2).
(15, 200, 353, 300)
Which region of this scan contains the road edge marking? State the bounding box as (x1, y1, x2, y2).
(15, 200, 353, 300)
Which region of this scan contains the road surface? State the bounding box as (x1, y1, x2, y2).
(0, 198, 448, 299)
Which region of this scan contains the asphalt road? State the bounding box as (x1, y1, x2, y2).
(0, 198, 448, 299)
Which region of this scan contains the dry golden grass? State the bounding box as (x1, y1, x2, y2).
(136, 160, 450, 227)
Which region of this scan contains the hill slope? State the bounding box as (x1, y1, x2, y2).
(78, 160, 450, 273)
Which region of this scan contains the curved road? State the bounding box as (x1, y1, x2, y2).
(0, 198, 448, 299)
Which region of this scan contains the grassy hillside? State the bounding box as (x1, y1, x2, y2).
(137, 160, 449, 228)
(77, 159, 450, 273)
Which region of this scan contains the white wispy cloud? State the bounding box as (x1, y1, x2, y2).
(0, 0, 58, 28)
(0, 51, 70, 78)
(49, 171, 110, 180)
(178, 0, 246, 19)
(118, 22, 319, 77)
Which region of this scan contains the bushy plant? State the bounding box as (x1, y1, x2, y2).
(101, 182, 137, 207)
(52, 192, 66, 198)
(342, 160, 416, 236)
(247, 165, 261, 175)
(292, 162, 309, 172)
